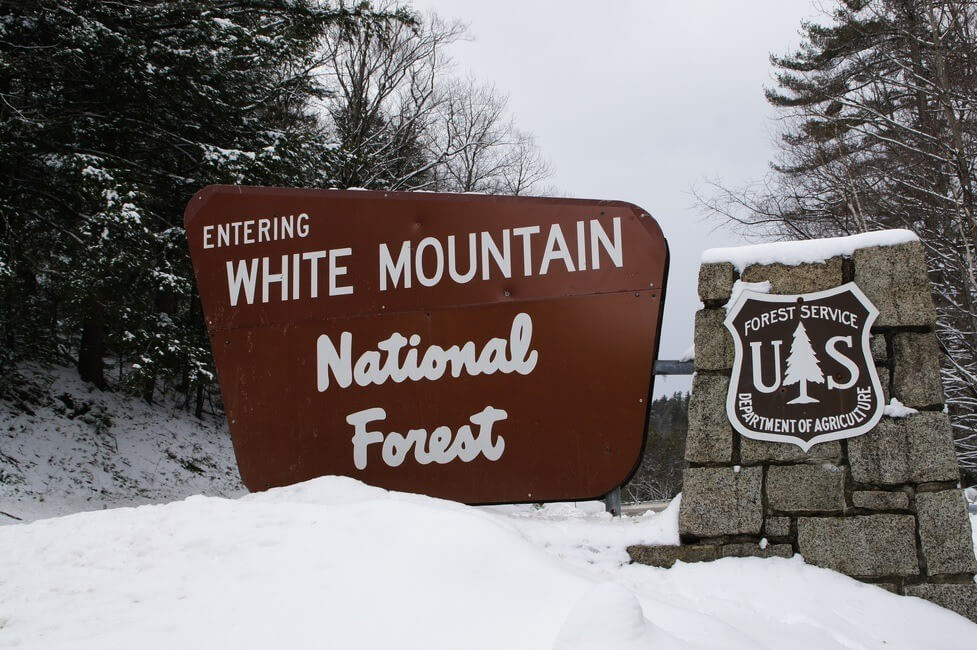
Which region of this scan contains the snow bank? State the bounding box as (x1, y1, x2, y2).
(702, 229, 919, 272)
(1, 477, 974, 648)
(479, 494, 681, 570)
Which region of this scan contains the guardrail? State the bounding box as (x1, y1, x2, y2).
(653, 360, 694, 375)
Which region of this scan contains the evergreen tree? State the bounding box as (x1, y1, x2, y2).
(0, 1, 404, 405)
(702, 0, 977, 471)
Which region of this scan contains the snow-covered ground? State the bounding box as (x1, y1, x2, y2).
(2, 477, 976, 648)
(0, 365, 244, 523)
(3, 365, 977, 647)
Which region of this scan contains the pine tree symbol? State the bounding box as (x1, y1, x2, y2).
(783, 321, 824, 404)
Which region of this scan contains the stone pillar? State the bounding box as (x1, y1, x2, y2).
(629, 238, 977, 623)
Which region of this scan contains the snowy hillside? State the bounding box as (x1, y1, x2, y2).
(0, 365, 243, 523)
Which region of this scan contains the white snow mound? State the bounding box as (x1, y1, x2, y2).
(883, 398, 919, 418)
(2, 477, 975, 649)
(554, 582, 683, 649)
(702, 229, 918, 271)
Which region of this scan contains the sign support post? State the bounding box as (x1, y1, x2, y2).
(602, 487, 622, 517)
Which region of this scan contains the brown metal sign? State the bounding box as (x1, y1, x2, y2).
(184, 186, 668, 503)
(724, 283, 884, 449)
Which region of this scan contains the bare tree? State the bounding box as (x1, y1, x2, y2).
(319, 4, 465, 189)
(319, 6, 553, 195)
(500, 131, 554, 196)
(428, 78, 512, 193)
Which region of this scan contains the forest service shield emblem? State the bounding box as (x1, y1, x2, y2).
(724, 282, 885, 450)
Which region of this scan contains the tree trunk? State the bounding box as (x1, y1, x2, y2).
(78, 310, 107, 389)
(194, 382, 204, 419)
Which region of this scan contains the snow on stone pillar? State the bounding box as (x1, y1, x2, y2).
(628, 230, 977, 623)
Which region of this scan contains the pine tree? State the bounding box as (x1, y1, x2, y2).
(702, 0, 977, 472)
(783, 322, 824, 404)
(0, 1, 405, 403)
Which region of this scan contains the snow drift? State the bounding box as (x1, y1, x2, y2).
(2, 477, 974, 649)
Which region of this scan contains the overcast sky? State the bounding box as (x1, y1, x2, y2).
(410, 0, 819, 395)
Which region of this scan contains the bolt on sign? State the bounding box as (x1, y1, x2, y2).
(724, 283, 885, 450)
(184, 186, 669, 504)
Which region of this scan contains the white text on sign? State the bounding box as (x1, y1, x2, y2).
(218, 217, 624, 305)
